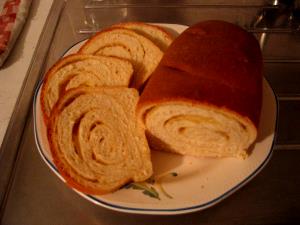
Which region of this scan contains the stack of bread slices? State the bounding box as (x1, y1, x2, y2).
(41, 22, 174, 195)
(41, 21, 263, 195)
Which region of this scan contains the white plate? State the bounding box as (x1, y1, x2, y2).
(33, 23, 277, 215)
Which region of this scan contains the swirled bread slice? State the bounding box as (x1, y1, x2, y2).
(41, 54, 133, 122)
(112, 22, 173, 51)
(138, 21, 263, 159)
(48, 86, 153, 195)
(78, 27, 163, 89)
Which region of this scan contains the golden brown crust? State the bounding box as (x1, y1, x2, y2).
(138, 20, 263, 128)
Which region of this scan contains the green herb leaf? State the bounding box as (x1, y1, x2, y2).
(142, 189, 160, 200)
(150, 186, 159, 196)
(125, 182, 160, 200)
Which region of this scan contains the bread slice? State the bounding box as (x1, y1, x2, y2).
(137, 21, 263, 159)
(41, 54, 133, 122)
(48, 86, 153, 195)
(78, 27, 163, 89)
(112, 22, 173, 51)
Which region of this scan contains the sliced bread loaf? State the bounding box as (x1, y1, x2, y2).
(138, 21, 263, 159)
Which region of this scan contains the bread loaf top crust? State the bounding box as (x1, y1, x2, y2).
(138, 20, 263, 128)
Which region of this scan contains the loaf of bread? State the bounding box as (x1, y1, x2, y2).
(41, 54, 133, 122)
(112, 22, 173, 51)
(78, 27, 163, 89)
(137, 21, 263, 159)
(48, 86, 153, 195)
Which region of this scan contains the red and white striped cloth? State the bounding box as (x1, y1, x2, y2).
(0, 0, 31, 67)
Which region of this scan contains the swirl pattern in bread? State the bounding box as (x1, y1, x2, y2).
(41, 54, 133, 121)
(48, 86, 153, 194)
(78, 27, 163, 89)
(138, 21, 263, 159)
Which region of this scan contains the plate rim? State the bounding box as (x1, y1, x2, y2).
(33, 23, 278, 215)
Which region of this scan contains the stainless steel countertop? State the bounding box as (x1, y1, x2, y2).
(1, 0, 300, 224)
